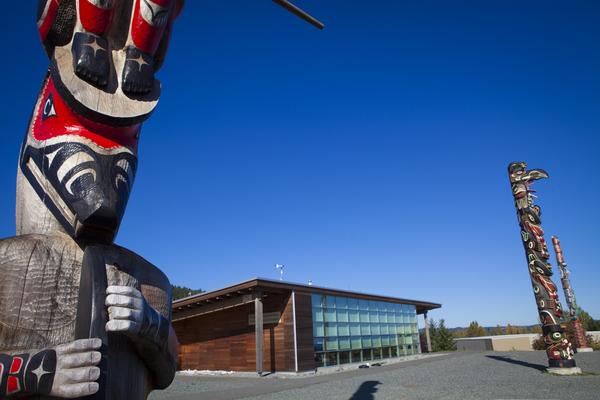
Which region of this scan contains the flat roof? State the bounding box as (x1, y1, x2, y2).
(172, 277, 441, 315)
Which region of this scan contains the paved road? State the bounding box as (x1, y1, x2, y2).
(150, 351, 600, 400)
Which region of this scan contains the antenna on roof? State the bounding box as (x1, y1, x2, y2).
(275, 264, 285, 281)
(272, 0, 325, 30)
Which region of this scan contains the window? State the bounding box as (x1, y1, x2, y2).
(339, 351, 350, 365)
(313, 322, 325, 337)
(339, 337, 351, 350)
(326, 337, 338, 351)
(337, 309, 349, 323)
(338, 323, 350, 336)
(312, 294, 421, 367)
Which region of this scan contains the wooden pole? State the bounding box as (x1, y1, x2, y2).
(552, 236, 592, 351)
(272, 0, 325, 30)
(255, 295, 264, 375)
(424, 311, 432, 353)
(292, 290, 299, 372)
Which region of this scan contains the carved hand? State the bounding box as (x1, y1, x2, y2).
(105, 285, 169, 348)
(50, 338, 102, 398)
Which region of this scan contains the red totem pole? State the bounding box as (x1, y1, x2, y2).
(0, 1, 183, 399)
(508, 162, 580, 374)
(551, 236, 593, 352)
(2, 1, 322, 399)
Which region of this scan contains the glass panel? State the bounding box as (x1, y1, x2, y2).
(337, 309, 349, 323)
(379, 312, 387, 323)
(372, 335, 382, 347)
(326, 338, 338, 351)
(339, 351, 350, 364)
(311, 294, 324, 308)
(315, 352, 325, 367)
(351, 350, 362, 363)
(359, 311, 369, 323)
(381, 324, 389, 334)
(371, 324, 381, 335)
(362, 349, 373, 361)
(369, 301, 379, 311)
(313, 322, 325, 337)
(314, 338, 324, 352)
(339, 337, 351, 350)
(348, 309, 359, 323)
(325, 323, 337, 337)
(324, 308, 336, 322)
(397, 324, 405, 334)
(387, 313, 396, 323)
(336, 297, 348, 309)
(338, 323, 350, 336)
(382, 347, 391, 358)
(362, 336, 372, 348)
(325, 352, 337, 366)
(373, 347, 382, 359)
(360, 324, 371, 335)
(382, 335, 390, 346)
(391, 346, 398, 357)
(369, 311, 379, 323)
(312, 308, 323, 322)
(390, 334, 398, 346)
(350, 323, 361, 336)
(359, 299, 369, 310)
(347, 297, 359, 310)
(394, 304, 402, 313)
(351, 336, 362, 349)
(325, 296, 336, 308)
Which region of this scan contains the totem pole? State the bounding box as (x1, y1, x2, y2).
(508, 162, 580, 374)
(1, 1, 324, 398)
(551, 236, 593, 352)
(0, 1, 183, 398)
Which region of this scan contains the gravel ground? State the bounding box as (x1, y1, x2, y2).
(150, 351, 600, 400)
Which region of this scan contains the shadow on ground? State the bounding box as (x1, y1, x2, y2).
(349, 380, 382, 400)
(485, 355, 546, 372)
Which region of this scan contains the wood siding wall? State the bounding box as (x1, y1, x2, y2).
(174, 292, 315, 372)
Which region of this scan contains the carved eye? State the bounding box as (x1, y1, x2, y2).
(42, 94, 57, 120)
(65, 169, 97, 196)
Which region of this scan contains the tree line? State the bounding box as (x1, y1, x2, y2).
(423, 308, 600, 352)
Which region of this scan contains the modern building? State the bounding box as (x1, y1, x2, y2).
(172, 278, 441, 373)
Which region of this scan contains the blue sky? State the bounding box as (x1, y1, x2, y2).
(0, 1, 598, 327)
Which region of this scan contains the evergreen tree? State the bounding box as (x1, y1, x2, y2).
(172, 285, 204, 300)
(465, 321, 486, 337)
(431, 319, 456, 351)
(490, 325, 504, 336)
(578, 309, 600, 331)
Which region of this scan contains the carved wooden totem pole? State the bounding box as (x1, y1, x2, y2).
(508, 162, 579, 373)
(0, 0, 183, 398)
(551, 236, 593, 352)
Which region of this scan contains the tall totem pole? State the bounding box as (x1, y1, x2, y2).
(551, 236, 592, 352)
(508, 162, 579, 373)
(0, 1, 323, 399)
(1, 1, 185, 399)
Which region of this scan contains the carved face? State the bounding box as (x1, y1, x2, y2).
(18, 77, 139, 243)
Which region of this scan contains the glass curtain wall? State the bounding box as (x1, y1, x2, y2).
(312, 294, 420, 367)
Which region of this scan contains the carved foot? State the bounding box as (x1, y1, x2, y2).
(122, 46, 155, 95)
(72, 32, 110, 87)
